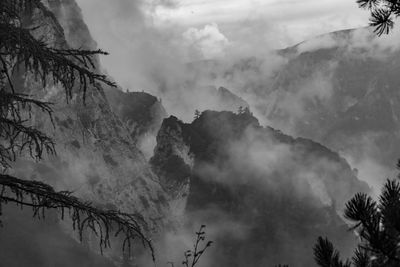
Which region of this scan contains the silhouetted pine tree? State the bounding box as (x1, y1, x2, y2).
(357, 0, 400, 35)
(313, 176, 400, 267)
(0, 0, 153, 259)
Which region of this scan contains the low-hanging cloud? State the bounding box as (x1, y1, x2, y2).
(151, 117, 368, 266)
(183, 23, 230, 59)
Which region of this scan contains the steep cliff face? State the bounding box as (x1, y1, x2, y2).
(47, 0, 169, 160)
(105, 90, 166, 139)
(151, 110, 369, 266)
(22, 0, 169, 230)
(104, 89, 167, 159)
(3, 1, 171, 265)
(44, 0, 96, 50)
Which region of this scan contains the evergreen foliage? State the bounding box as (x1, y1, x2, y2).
(356, 0, 400, 35)
(0, 0, 153, 259)
(313, 177, 400, 267)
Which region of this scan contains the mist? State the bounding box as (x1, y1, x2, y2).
(74, 0, 369, 123)
(3, 0, 400, 266)
(72, 0, 399, 264)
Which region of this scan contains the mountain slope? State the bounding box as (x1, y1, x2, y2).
(2, 1, 171, 265)
(266, 28, 400, 184)
(151, 110, 369, 266)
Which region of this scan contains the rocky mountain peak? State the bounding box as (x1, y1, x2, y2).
(150, 110, 369, 266)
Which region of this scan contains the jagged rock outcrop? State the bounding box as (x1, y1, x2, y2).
(104, 89, 167, 160)
(150, 116, 193, 218)
(151, 110, 369, 267)
(104, 90, 167, 141)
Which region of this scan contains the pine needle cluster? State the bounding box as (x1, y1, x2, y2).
(313, 177, 400, 267)
(356, 0, 400, 35)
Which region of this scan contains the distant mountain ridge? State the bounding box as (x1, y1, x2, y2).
(265, 27, 400, 182)
(187, 27, 400, 187)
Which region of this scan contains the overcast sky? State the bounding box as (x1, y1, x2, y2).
(151, 0, 369, 46)
(75, 0, 370, 90)
(78, 0, 369, 48)
(154, 0, 366, 26)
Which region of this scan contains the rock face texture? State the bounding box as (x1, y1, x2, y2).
(2, 1, 170, 266)
(104, 90, 167, 141)
(104, 89, 167, 160)
(151, 110, 369, 267)
(20, 0, 170, 231)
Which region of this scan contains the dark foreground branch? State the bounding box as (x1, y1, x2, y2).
(357, 0, 400, 35)
(0, 174, 154, 260)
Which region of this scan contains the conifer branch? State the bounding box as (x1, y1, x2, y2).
(0, 174, 155, 260)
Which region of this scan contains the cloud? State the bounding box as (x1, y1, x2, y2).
(75, 0, 191, 93)
(157, 118, 367, 266)
(183, 23, 230, 59)
(192, 124, 367, 212)
(74, 0, 372, 125)
(346, 26, 400, 59)
(155, 0, 369, 47)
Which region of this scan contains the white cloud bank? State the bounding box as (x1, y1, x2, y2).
(183, 23, 230, 59)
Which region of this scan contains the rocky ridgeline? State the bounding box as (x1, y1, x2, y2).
(151, 110, 369, 266)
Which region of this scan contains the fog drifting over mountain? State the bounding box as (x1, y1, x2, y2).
(75, 0, 369, 115)
(3, 1, 400, 266)
(75, 0, 400, 194)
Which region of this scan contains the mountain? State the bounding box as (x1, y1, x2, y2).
(104, 88, 167, 159)
(3, 1, 171, 266)
(151, 110, 369, 266)
(215, 86, 250, 111)
(194, 27, 400, 188)
(1, 1, 381, 266)
(104, 89, 166, 141)
(163, 84, 250, 122)
(265, 28, 400, 185)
